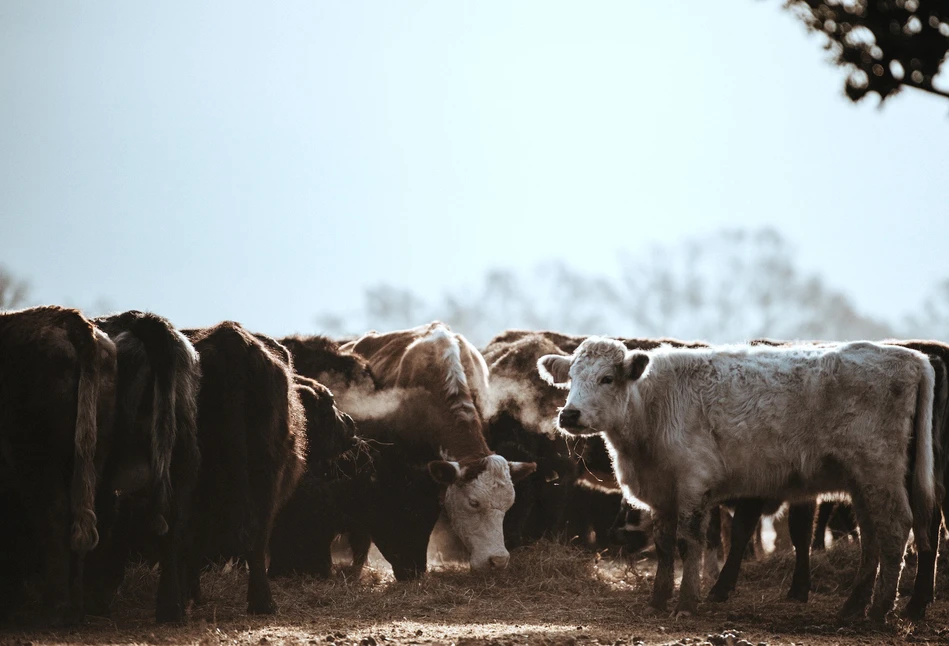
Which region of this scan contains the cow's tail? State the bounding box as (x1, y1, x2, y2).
(71, 323, 102, 552)
(912, 356, 936, 552)
(137, 317, 200, 536)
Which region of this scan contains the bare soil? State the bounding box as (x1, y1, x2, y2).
(2, 540, 947, 646)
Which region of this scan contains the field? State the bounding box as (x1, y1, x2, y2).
(2, 537, 948, 646)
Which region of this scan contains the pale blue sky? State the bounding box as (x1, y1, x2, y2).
(2, 1, 948, 336)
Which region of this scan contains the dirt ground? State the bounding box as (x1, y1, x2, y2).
(2, 539, 948, 646)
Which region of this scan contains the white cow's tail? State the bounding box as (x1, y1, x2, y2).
(912, 357, 936, 552)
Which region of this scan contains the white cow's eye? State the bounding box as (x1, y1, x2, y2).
(600, 375, 614, 385)
(469, 499, 480, 509)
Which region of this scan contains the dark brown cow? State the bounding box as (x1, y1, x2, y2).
(342, 323, 536, 572)
(278, 335, 377, 397)
(271, 336, 444, 580)
(84, 311, 201, 623)
(268, 398, 441, 581)
(183, 323, 305, 615)
(0, 306, 116, 625)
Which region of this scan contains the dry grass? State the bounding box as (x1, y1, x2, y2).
(2, 540, 948, 646)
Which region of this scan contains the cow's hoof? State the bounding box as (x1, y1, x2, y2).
(393, 567, 424, 582)
(645, 603, 666, 616)
(674, 609, 695, 621)
(836, 603, 867, 625)
(156, 604, 185, 624)
(867, 604, 894, 626)
(786, 588, 809, 603)
(901, 600, 928, 622)
(706, 587, 729, 603)
(247, 599, 277, 615)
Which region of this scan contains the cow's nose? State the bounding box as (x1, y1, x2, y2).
(559, 408, 581, 428)
(489, 554, 510, 570)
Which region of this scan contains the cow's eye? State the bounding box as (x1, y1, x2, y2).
(469, 499, 480, 509)
(600, 375, 614, 385)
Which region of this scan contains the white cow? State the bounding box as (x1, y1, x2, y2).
(538, 339, 935, 622)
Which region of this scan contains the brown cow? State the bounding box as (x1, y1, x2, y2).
(0, 306, 116, 625)
(84, 311, 202, 624)
(183, 323, 305, 614)
(343, 322, 535, 571)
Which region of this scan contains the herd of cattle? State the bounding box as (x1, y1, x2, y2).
(1, 306, 947, 629)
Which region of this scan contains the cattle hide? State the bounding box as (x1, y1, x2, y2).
(540, 339, 935, 622)
(183, 323, 306, 615)
(84, 310, 201, 624)
(0, 306, 116, 626)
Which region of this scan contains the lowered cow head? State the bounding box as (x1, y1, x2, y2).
(537, 337, 650, 437)
(427, 454, 535, 571)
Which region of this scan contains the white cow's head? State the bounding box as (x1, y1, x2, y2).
(428, 454, 536, 571)
(537, 337, 649, 437)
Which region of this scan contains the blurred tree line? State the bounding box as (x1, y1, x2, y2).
(783, 0, 949, 103)
(316, 228, 949, 347)
(0, 265, 29, 311)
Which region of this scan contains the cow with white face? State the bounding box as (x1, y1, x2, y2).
(538, 338, 936, 623)
(343, 323, 535, 572)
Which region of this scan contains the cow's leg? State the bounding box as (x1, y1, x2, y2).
(348, 530, 371, 578)
(650, 510, 677, 612)
(707, 498, 765, 602)
(703, 506, 722, 585)
(786, 501, 815, 602)
(902, 508, 942, 621)
(25, 475, 77, 626)
(675, 506, 708, 618)
(83, 491, 124, 617)
(812, 501, 834, 551)
(157, 453, 198, 623)
(246, 477, 279, 615)
(838, 493, 879, 622)
(867, 491, 911, 623)
(155, 526, 185, 623)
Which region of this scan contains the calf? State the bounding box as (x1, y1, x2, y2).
(83, 311, 201, 623)
(482, 330, 706, 550)
(539, 339, 935, 621)
(0, 306, 116, 625)
(183, 323, 305, 615)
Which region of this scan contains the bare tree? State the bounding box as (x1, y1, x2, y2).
(313, 228, 898, 346)
(614, 229, 896, 342)
(0, 265, 30, 311)
(906, 278, 949, 340)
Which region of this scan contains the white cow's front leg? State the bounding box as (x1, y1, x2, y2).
(676, 503, 709, 618)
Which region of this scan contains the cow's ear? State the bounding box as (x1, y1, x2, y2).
(624, 352, 650, 381)
(537, 355, 572, 387)
(428, 460, 461, 485)
(509, 461, 537, 484)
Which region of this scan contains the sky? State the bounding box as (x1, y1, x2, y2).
(2, 1, 948, 337)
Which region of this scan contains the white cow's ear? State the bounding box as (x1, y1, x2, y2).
(428, 460, 461, 485)
(509, 461, 537, 484)
(624, 352, 650, 381)
(537, 354, 572, 387)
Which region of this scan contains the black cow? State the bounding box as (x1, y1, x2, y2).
(0, 306, 116, 625)
(275, 335, 444, 578)
(279, 335, 377, 396)
(183, 323, 306, 615)
(83, 311, 201, 623)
